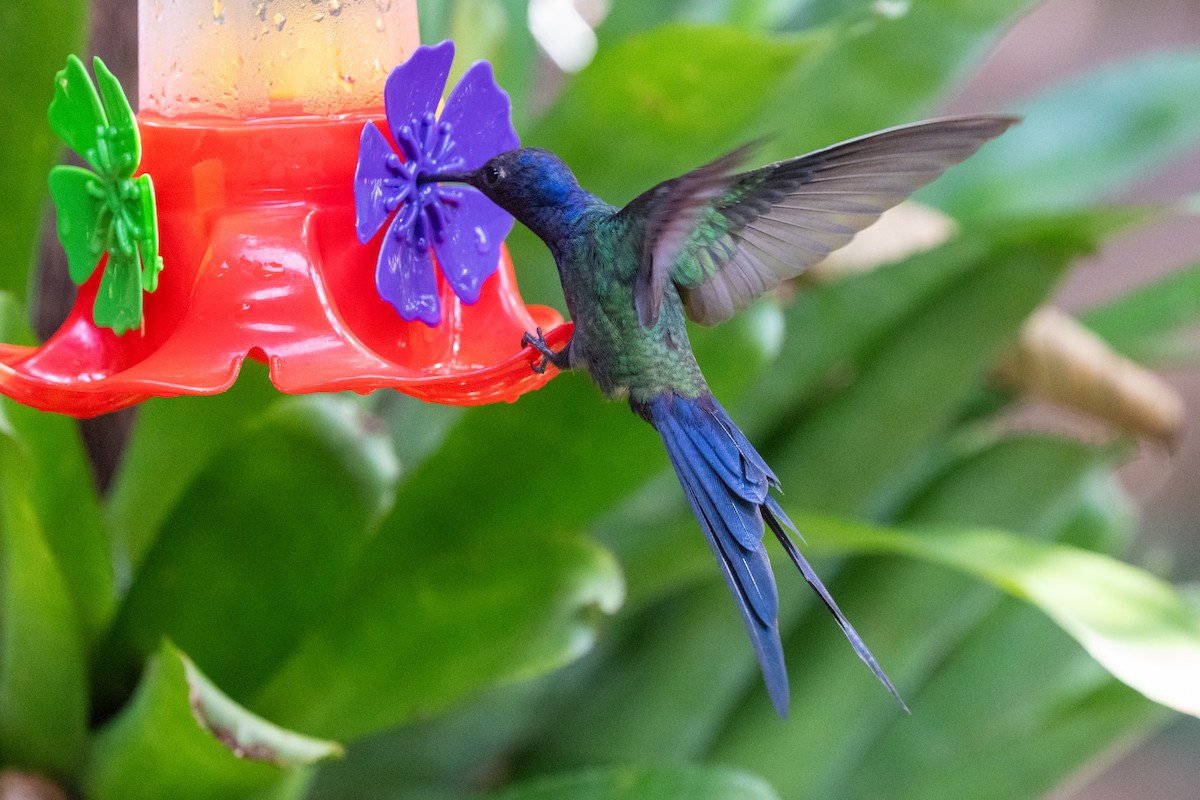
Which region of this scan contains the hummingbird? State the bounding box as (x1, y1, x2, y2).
(423, 115, 1017, 716)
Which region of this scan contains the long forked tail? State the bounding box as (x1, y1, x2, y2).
(639, 391, 906, 717)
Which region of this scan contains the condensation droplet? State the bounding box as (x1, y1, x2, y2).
(212, 0, 225, 23)
(328, 0, 342, 16)
(255, 1, 267, 21)
(474, 227, 489, 253)
(273, 12, 286, 30)
(375, 16, 384, 31)
(313, 11, 325, 21)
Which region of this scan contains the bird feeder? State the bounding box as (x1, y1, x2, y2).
(0, 0, 566, 418)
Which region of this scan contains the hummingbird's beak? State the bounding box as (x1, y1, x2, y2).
(418, 169, 477, 186)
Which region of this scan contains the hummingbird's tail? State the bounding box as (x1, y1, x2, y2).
(638, 391, 906, 717)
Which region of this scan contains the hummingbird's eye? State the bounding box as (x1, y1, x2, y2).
(483, 164, 505, 186)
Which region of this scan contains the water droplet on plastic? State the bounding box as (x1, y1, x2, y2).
(328, 0, 342, 16)
(474, 227, 489, 253)
(273, 12, 286, 30)
(212, 0, 225, 23)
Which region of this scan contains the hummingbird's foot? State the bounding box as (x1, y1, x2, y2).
(521, 327, 567, 374)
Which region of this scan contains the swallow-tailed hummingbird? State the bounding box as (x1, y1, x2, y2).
(424, 115, 1017, 717)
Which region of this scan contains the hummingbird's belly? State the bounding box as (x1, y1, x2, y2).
(570, 291, 707, 402)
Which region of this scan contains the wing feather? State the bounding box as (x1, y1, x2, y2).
(626, 115, 1018, 326)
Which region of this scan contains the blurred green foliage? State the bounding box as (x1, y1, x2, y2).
(1, 0, 1199, 798)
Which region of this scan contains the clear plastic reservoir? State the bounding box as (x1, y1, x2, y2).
(138, 0, 419, 117)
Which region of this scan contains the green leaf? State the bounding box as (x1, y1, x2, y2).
(47, 164, 105, 284)
(522, 576, 807, 770)
(304, 678, 553, 799)
(837, 597, 1164, 800)
(770, 217, 1100, 514)
(0, 0, 87, 296)
(97, 396, 399, 708)
(0, 292, 117, 643)
(923, 49, 1200, 218)
(490, 766, 780, 800)
(84, 643, 341, 800)
(105, 363, 280, 572)
(0, 411, 88, 777)
(735, 226, 983, 433)
(751, 0, 1036, 158)
(900, 434, 1128, 539)
(707, 431, 1140, 797)
(531, 25, 831, 205)
(804, 514, 1200, 717)
(249, 521, 624, 740)
(1082, 261, 1200, 366)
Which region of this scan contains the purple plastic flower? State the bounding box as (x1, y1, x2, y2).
(355, 40, 518, 326)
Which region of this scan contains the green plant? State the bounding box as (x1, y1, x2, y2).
(2, 1, 1199, 798)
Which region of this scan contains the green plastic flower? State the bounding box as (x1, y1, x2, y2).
(47, 55, 163, 334)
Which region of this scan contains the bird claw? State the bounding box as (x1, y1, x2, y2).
(521, 327, 560, 374)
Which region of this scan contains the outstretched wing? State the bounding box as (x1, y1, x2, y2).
(626, 115, 1018, 327)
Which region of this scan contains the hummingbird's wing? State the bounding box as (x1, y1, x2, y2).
(627, 115, 1018, 327)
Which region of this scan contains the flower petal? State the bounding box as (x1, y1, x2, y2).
(385, 41, 454, 147)
(48, 165, 106, 284)
(133, 174, 164, 292)
(377, 223, 441, 326)
(94, 56, 140, 177)
(94, 248, 143, 335)
(432, 188, 514, 305)
(354, 123, 404, 244)
(48, 55, 106, 172)
(438, 61, 520, 171)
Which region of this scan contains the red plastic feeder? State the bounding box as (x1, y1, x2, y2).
(0, 1, 566, 418)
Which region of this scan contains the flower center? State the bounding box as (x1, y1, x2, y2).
(386, 112, 468, 249)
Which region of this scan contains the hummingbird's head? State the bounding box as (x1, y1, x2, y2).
(422, 148, 584, 223)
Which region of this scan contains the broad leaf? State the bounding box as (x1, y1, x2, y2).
(707, 433, 1139, 797)
(0, 294, 116, 642)
(736, 226, 983, 434)
(97, 396, 399, 709)
(531, 25, 830, 205)
(521, 575, 808, 770)
(0, 411, 88, 776)
(899, 435, 1128, 541)
(249, 521, 624, 740)
(1083, 261, 1200, 366)
(771, 217, 1104, 514)
(804, 515, 1200, 717)
(924, 49, 1200, 218)
(84, 643, 340, 800)
(105, 362, 280, 572)
(751, 0, 1037, 159)
(0, 0, 88, 295)
(490, 766, 780, 800)
(838, 597, 1163, 800)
